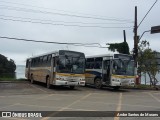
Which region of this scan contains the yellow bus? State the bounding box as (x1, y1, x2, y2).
(25, 50, 85, 89)
(85, 54, 135, 90)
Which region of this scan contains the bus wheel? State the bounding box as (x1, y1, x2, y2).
(69, 86, 75, 90)
(95, 78, 102, 89)
(46, 77, 51, 89)
(31, 75, 34, 84)
(113, 86, 120, 90)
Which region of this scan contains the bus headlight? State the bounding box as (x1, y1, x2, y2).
(112, 79, 120, 82)
(80, 79, 85, 81)
(56, 78, 65, 80)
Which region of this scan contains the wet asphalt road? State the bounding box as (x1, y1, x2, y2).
(0, 81, 160, 120)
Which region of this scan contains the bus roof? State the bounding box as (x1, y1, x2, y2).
(26, 50, 84, 60)
(86, 53, 133, 59)
(86, 54, 113, 58)
(26, 50, 59, 60)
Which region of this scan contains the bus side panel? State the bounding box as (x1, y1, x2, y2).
(50, 57, 56, 85)
(85, 69, 102, 85)
(25, 68, 28, 79)
(30, 67, 51, 83)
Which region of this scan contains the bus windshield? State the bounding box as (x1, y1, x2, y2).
(57, 51, 85, 74)
(112, 59, 134, 76)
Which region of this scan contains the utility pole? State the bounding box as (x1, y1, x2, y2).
(134, 6, 138, 70)
(123, 30, 126, 43)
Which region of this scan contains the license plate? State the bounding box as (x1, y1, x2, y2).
(80, 81, 85, 84)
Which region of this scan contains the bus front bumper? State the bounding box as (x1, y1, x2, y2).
(55, 80, 85, 86)
(112, 81, 135, 86)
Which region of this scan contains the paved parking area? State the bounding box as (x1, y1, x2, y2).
(0, 81, 160, 120)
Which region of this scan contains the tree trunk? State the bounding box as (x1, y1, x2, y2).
(147, 72, 152, 87)
(145, 73, 146, 85)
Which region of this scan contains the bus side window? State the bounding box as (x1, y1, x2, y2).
(46, 55, 51, 67)
(42, 56, 47, 67)
(35, 58, 39, 67)
(40, 57, 43, 64)
(37, 57, 40, 67)
(43, 56, 47, 62)
(103, 60, 110, 70)
(86, 62, 90, 69)
(95, 62, 102, 69)
(90, 63, 94, 69)
(31, 59, 35, 67)
(95, 57, 102, 69)
(26, 60, 29, 68)
(86, 58, 94, 69)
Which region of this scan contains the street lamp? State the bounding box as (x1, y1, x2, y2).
(137, 25, 160, 85)
(139, 25, 160, 42)
(151, 25, 160, 34)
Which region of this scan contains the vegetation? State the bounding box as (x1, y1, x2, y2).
(137, 40, 160, 87)
(107, 41, 130, 54)
(107, 38, 159, 88)
(0, 78, 26, 81)
(0, 54, 16, 73)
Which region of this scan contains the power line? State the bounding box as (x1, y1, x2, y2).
(0, 36, 107, 48)
(0, 14, 131, 25)
(0, 36, 97, 45)
(0, 17, 132, 29)
(0, 5, 132, 22)
(0, 0, 133, 23)
(0, 5, 133, 23)
(138, 0, 158, 28)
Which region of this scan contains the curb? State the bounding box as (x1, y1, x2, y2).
(122, 87, 160, 91)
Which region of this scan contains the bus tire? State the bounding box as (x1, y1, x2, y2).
(46, 77, 51, 89)
(31, 75, 34, 84)
(69, 86, 75, 89)
(94, 78, 102, 89)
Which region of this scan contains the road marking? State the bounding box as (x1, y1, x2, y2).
(41, 93, 92, 120)
(37, 94, 54, 99)
(153, 92, 160, 95)
(66, 107, 96, 111)
(17, 103, 62, 109)
(28, 84, 48, 93)
(114, 93, 122, 120)
(148, 92, 160, 102)
(60, 93, 92, 111)
(92, 92, 118, 96)
(46, 93, 78, 97)
(116, 93, 122, 111)
(83, 100, 160, 109)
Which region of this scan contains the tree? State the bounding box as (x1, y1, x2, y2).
(107, 41, 130, 54)
(0, 54, 16, 73)
(137, 40, 159, 87)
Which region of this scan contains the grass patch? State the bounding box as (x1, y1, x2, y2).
(0, 77, 27, 81)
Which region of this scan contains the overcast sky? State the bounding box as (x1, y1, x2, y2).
(0, 0, 160, 65)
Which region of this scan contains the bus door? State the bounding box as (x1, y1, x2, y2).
(51, 57, 56, 83)
(102, 60, 111, 85)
